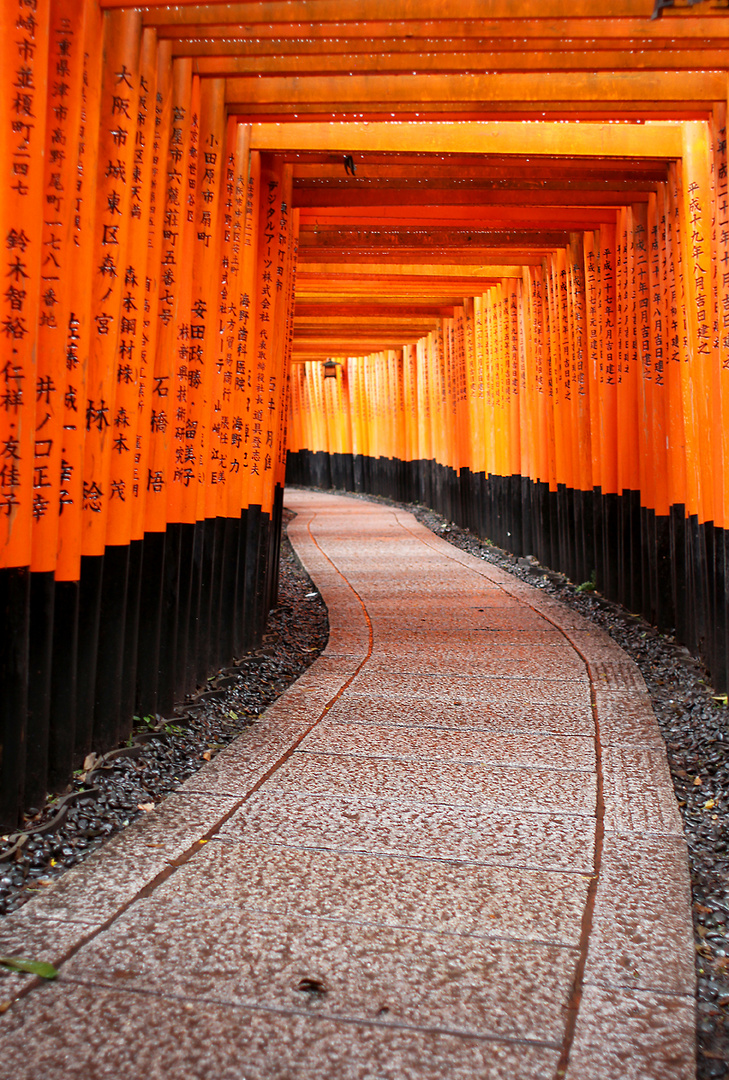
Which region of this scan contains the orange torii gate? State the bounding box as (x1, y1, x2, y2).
(2, 0, 729, 829)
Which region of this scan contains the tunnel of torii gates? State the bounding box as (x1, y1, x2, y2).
(3, 0, 729, 826)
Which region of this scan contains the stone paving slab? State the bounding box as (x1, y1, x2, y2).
(584, 832, 695, 995)
(3, 793, 241, 929)
(361, 648, 590, 679)
(60, 901, 578, 1042)
(564, 985, 696, 1080)
(322, 690, 597, 734)
(267, 751, 597, 814)
(299, 721, 596, 769)
(0, 490, 695, 1079)
(220, 791, 596, 871)
(148, 839, 591, 945)
(0, 982, 563, 1080)
(347, 671, 594, 705)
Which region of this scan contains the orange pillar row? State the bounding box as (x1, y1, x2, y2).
(0, 6, 315, 821)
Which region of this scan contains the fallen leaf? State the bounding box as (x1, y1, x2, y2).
(0, 957, 58, 980)
(202, 751, 212, 761)
(694, 776, 703, 786)
(704, 799, 716, 810)
(137, 802, 154, 813)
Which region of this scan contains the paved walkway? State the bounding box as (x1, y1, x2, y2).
(0, 491, 695, 1078)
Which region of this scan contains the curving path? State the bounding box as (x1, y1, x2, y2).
(0, 491, 695, 1079)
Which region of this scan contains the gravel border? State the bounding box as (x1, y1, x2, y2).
(0, 509, 329, 918)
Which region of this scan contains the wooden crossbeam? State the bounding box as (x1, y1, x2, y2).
(291, 166, 670, 186)
(105, 0, 729, 31)
(160, 22, 729, 48)
(295, 302, 461, 314)
(291, 337, 425, 348)
(230, 105, 712, 122)
(226, 71, 724, 108)
(295, 314, 442, 326)
(291, 156, 670, 174)
(296, 281, 519, 297)
(189, 49, 729, 76)
(173, 36, 729, 58)
(297, 207, 618, 227)
(249, 121, 684, 158)
(294, 187, 652, 207)
(297, 248, 560, 263)
(299, 231, 574, 250)
(298, 264, 531, 276)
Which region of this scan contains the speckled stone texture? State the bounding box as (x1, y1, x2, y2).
(0, 491, 695, 1080)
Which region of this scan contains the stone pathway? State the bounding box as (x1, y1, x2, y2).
(0, 491, 695, 1079)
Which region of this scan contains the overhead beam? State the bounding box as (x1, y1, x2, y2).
(291, 159, 670, 178)
(297, 206, 618, 227)
(226, 71, 724, 108)
(298, 249, 558, 263)
(106, 0, 729, 31)
(248, 120, 684, 158)
(190, 49, 729, 76)
(231, 104, 711, 122)
(173, 37, 729, 58)
(298, 264, 529, 277)
(294, 186, 651, 207)
(295, 302, 459, 314)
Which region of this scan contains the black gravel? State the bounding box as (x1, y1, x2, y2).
(0, 509, 328, 917)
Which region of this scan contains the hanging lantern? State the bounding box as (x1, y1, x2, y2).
(322, 359, 340, 379)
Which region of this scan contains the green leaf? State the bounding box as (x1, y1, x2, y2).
(0, 957, 58, 979)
